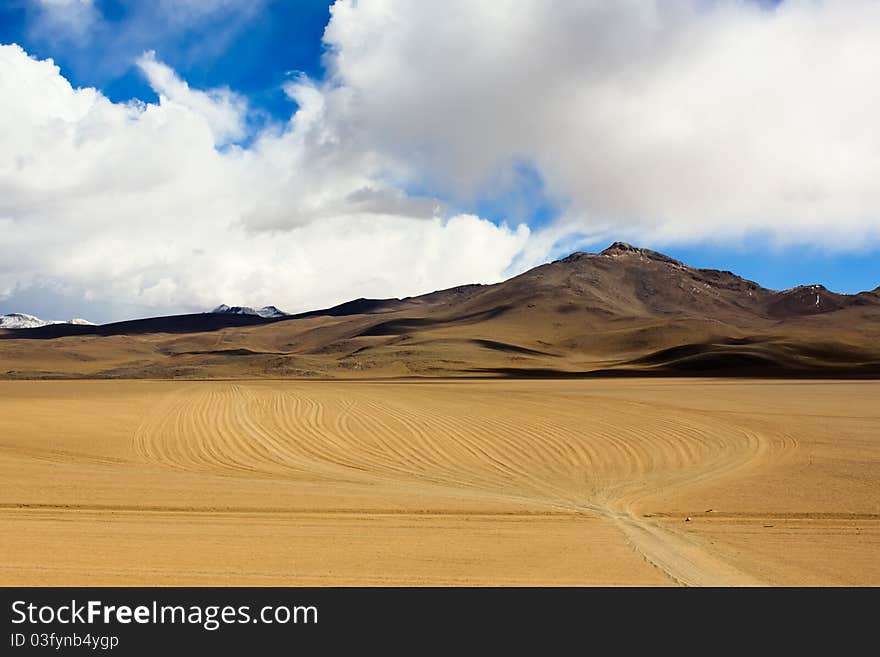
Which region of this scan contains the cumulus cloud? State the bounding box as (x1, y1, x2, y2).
(0, 44, 528, 320)
(136, 50, 248, 145)
(322, 0, 880, 248)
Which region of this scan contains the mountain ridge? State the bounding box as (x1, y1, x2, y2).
(4, 243, 875, 331)
(1, 243, 878, 379)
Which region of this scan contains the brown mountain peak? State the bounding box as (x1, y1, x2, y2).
(598, 241, 684, 266)
(601, 241, 639, 254)
(556, 242, 683, 265)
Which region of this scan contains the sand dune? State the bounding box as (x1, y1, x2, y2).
(1, 379, 877, 585)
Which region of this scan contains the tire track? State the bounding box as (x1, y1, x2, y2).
(132, 382, 797, 585)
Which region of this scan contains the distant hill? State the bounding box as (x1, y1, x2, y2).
(0, 313, 94, 330)
(2, 242, 878, 379)
(210, 304, 289, 318)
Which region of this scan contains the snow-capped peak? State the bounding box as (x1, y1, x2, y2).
(208, 304, 288, 319)
(0, 313, 96, 329)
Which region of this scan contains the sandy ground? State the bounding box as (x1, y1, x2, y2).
(0, 379, 877, 586)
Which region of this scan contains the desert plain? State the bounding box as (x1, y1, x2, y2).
(1, 377, 877, 586)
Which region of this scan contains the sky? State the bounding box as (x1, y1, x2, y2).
(0, 0, 878, 324)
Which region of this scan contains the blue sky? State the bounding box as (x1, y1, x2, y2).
(0, 1, 332, 124)
(0, 1, 878, 323)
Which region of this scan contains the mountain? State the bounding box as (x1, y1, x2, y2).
(1, 242, 878, 379)
(210, 304, 288, 319)
(0, 313, 94, 330)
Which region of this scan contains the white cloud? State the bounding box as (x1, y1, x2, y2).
(322, 0, 880, 249)
(0, 44, 528, 319)
(136, 50, 247, 145)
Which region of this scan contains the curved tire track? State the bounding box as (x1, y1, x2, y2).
(133, 383, 797, 585)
